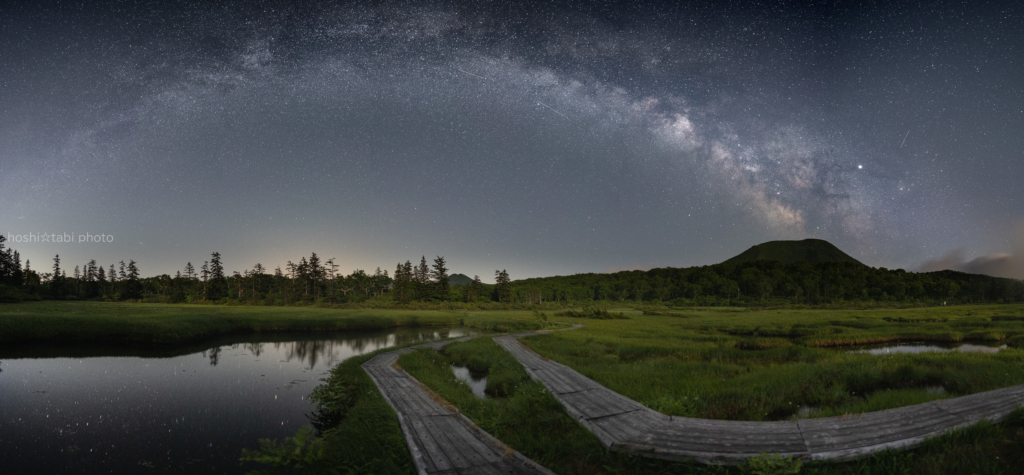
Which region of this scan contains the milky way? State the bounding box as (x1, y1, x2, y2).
(2, 0, 1022, 279)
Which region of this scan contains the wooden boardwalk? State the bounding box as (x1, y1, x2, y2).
(494, 331, 1024, 464)
(362, 338, 555, 475)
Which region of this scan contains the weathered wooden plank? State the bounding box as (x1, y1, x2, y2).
(530, 368, 602, 394)
(641, 429, 807, 454)
(650, 419, 803, 441)
(372, 372, 432, 415)
(451, 412, 557, 475)
(495, 327, 1024, 465)
(587, 408, 666, 443)
(418, 415, 495, 469)
(797, 403, 965, 458)
(493, 337, 549, 370)
(560, 386, 651, 421)
(362, 336, 552, 475)
(407, 414, 457, 472)
(935, 385, 1024, 424)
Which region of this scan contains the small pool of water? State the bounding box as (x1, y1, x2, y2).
(0, 327, 468, 474)
(796, 405, 820, 418)
(450, 365, 488, 399)
(849, 341, 1007, 355)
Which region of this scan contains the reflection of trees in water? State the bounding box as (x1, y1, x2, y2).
(270, 330, 455, 369)
(191, 330, 464, 370)
(202, 347, 222, 366)
(243, 343, 265, 358)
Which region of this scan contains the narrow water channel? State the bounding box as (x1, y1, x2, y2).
(848, 341, 1007, 355)
(0, 327, 466, 474)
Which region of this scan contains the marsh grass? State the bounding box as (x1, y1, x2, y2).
(0, 301, 551, 344)
(554, 308, 629, 319)
(519, 305, 1024, 421)
(398, 337, 709, 474)
(400, 337, 1024, 474)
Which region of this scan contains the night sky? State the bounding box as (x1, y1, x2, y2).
(2, 0, 1022, 281)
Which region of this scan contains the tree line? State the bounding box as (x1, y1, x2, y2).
(2, 235, 1021, 307)
(0, 236, 517, 305)
(0, 236, 144, 302)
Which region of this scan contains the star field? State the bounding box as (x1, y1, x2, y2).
(1, 0, 1022, 279)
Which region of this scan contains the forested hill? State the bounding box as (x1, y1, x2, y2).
(448, 274, 473, 286)
(510, 243, 1024, 306)
(723, 239, 863, 266)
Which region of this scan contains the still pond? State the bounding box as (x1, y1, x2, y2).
(0, 327, 466, 474)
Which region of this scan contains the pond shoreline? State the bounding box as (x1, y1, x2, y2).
(0, 327, 468, 474)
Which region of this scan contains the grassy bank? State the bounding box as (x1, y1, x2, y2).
(0, 301, 549, 344)
(520, 304, 1024, 421)
(399, 336, 1024, 474)
(241, 344, 419, 474)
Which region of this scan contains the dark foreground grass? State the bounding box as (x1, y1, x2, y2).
(520, 304, 1024, 421)
(0, 301, 550, 344)
(399, 336, 1024, 475)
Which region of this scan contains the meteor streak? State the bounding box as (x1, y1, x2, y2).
(538, 101, 567, 119)
(456, 68, 490, 80)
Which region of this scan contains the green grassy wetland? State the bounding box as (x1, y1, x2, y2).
(522, 304, 1024, 421)
(0, 301, 547, 344)
(395, 336, 1024, 475)
(5, 301, 1024, 473)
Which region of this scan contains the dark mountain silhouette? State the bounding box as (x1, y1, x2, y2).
(448, 273, 474, 286)
(723, 239, 864, 266)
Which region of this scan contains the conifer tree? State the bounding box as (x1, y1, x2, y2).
(209, 253, 224, 279)
(0, 235, 10, 283)
(108, 263, 117, 297)
(432, 256, 449, 299)
(466, 274, 484, 302)
(208, 252, 225, 300)
(51, 254, 63, 298)
(84, 259, 99, 299)
(415, 256, 432, 300)
(308, 253, 322, 299)
(393, 262, 409, 302)
(122, 259, 142, 300)
(494, 269, 511, 302)
(200, 261, 210, 300)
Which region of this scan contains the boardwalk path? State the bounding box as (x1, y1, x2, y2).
(362, 337, 555, 475)
(495, 330, 1024, 464)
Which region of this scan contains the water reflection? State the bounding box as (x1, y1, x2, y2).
(850, 341, 1007, 355)
(0, 326, 468, 474)
(451, 365, 488, 399)
(193, 328, 471, 370)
